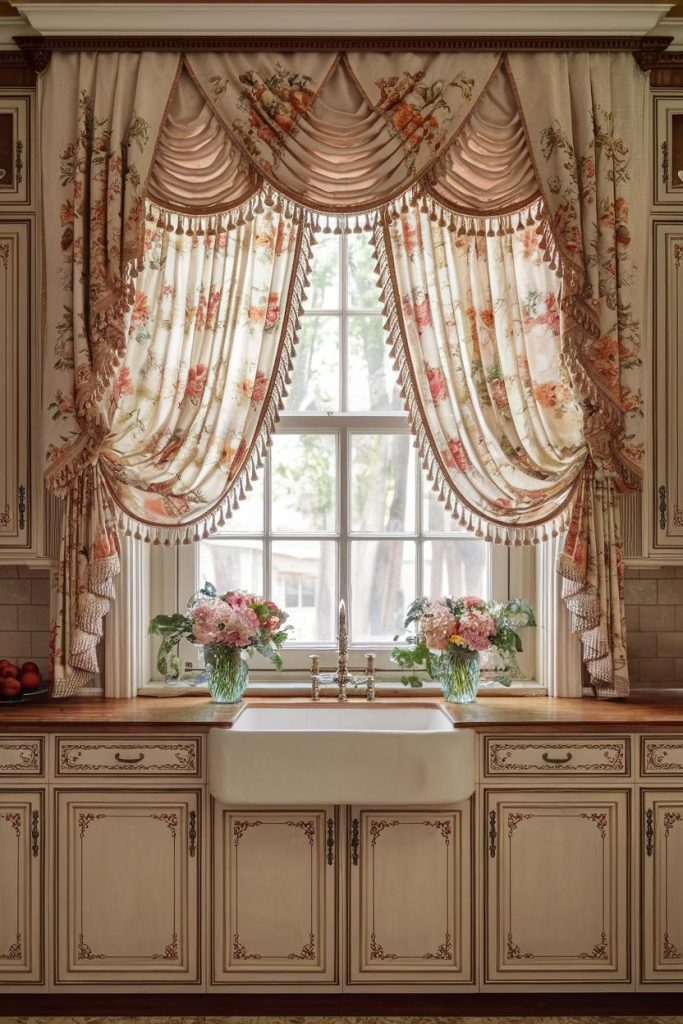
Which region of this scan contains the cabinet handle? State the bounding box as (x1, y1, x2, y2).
(489, 810, 497, 857)
(114, 752, 145, 764)
(350, 817, 360, 865)
(31, 810, 39, 857)
(645, 807, 654, 857)
(326, 818, 334, 866)
(18, 485, 26, 531)
(659, 485, 668, 530)
(15, 140, 23, 186)
(542, 751, 573, 765)
(662, 140, 670, 185)
(188, 811, 197, 857)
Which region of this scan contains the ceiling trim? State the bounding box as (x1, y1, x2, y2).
(13, 2, 674, 38)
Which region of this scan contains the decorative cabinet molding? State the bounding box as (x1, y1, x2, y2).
(652, 221, 683, 553)
(0, 737, 43, 777)
(212, 806, 337, 985)
(484, 789, 630, 985)
(55, 736, 202, 779)
(0, 218, 32, 552)
(55, 788, 201, 987)
(0, 93, 30, 208)
(653, 94, 683, 209)
(483, 736, 630, 779)
(347, 806, 472, 985)
(641, 737, 683, 777)
(0, 789, 44, 985)
(641, 789, 683, 984)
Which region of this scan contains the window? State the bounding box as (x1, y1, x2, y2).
(155, 228, 534, 678)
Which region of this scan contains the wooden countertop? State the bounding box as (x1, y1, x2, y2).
(2, 694, 683, 731)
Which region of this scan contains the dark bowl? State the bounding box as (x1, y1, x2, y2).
(0, 680, 50, 705)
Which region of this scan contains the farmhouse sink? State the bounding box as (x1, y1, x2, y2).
(208, 703, 475, 806)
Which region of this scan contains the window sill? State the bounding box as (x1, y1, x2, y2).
(138, 679, 546, 698)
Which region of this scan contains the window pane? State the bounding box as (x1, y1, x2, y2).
(272, 539, 337, 643)
(423, 539, 490, 599)
(220, 473, 264, 534)
(288, 315, 340, 412)
(350, 434, 415, 533)
(423, 485, 468, 535)
(347, 315, 402, 412)
(347, 233, 381, 310)
(198, 538, 263, 594)
(350, 540, 415, 642)
(271, 433, 337, 533)
(303, 235, 340, 310)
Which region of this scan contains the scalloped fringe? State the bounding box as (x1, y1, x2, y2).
(370, 200, 577, 547)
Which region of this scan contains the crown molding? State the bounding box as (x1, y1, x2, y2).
(0, 13, 36, 49)
(12, 3, 674, 38)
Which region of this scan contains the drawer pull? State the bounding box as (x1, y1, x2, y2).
(114, 752, 145, 764)
(542, 751, 573, 765)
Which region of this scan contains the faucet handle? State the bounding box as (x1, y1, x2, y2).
(309, 655, 321, 702)
(365, 653, 376, 702)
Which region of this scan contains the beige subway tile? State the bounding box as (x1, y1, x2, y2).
(640, 566, 676, 578)
(624, 567, 640, 579)
(658, 633, 683, 658)
(676, 567, 683, 578)
(624, 579, 658, 605)
(624, 605, 639, 631)
(627, 633, 657, 658)
(0, 631, 33, 659)
(640, 605, 675, 632)
(658, 580, 683, 604)
(639, 657, 677, 683)
(30, 632, 50, 658)
(675, 659, 683, 683)
(20, 604, 50, 630)
(627, 657, 641, 682)
(0, 566, 18, 579)
(0, 580, 30, 604)
(30, 580, 50, 606)
(678, 606, 683, 632)
(18, 566, 50, 579)
(0, 606, 18, 631)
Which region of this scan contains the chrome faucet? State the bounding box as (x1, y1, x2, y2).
(333, 600, 352, 701)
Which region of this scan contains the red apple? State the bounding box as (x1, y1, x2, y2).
(21, 661, 40, 675)
(20, 670, 42, 692)
(0, 659, 11, 671)
(0, 676, 21, 698)
(2, 665, 20, 679)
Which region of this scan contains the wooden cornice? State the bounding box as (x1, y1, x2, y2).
(651, 49, 683, 87)
(10, 32, 674, 74)
(0, 48, 36, 84)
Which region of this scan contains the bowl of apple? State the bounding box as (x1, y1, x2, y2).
(0, 660, 48, 703)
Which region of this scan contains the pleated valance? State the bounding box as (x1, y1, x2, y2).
(40, 48, 647, 698)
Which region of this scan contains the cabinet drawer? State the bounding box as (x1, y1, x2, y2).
(0, 736, 44, 777)
(483, 735, 630, 778)
(641, 736, 683, 777)
(55, 735, 202, 779)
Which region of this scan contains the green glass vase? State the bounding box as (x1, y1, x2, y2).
(204, 645, 249, 703)
(438, 649, 480, 704)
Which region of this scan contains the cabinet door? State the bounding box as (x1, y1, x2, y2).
(641, 789, 683, 984)
(0, 94, 30, 207)
(212, 806, 337, 984)
(653, 222, 683, 553)
(0, 219, 31, 552)
(348, 806, 472, 985)
(485, 789, 630, 985)
(55, 789, 200, 986)
(0, 789, 43, 984)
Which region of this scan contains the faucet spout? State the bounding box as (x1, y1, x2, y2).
(333, 599, 351, 701)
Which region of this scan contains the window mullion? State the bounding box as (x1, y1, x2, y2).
(264, 440, 272, 600)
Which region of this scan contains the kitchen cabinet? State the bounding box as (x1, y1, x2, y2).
(211, 806, 337, 985)
(484, 788, 630, 986)
(347, 805, 473, 986)
(641, 789, 683, 986)
(0, 92, 30, 208)
(0, 789, 43, 986)
(653, 93, 683, 208)
(55, 788, 201, 987)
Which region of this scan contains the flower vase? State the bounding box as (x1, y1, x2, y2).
(204, 645, 248, 703)
(439, 649, 480, 704)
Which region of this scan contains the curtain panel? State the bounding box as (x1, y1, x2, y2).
(41, 48, 647, 697)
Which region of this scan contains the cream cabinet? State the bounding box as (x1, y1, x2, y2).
(347, 806, 472, 986)
(0, 93, 30, 208)
(211, 806, 337, 985)
(55, 788, 201, 988)
(641, 789, 683, 985)
(0, 218, 32, 553)
(0, 789, 43, 986)
(484, 789, 630, 986)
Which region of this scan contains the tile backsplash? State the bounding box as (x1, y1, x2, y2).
(0, 565, 51, 679)
(625, 566, 683, 690)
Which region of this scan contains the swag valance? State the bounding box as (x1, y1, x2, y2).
(41, 48, 647, 699)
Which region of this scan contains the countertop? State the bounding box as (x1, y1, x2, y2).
(2, 694, 683, 731)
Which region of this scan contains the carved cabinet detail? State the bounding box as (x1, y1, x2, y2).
(484, 789, 630, 985)
(641, 790, 683, 984)
(0, 219, 31, 551)
(0, 93, 30, 207)
(55, 789, 200, 987)
(347, 806, 472, 985)
(0, 790, 43, 985)
(0, 738, 43, 777)
(212, 807, 337, 984)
